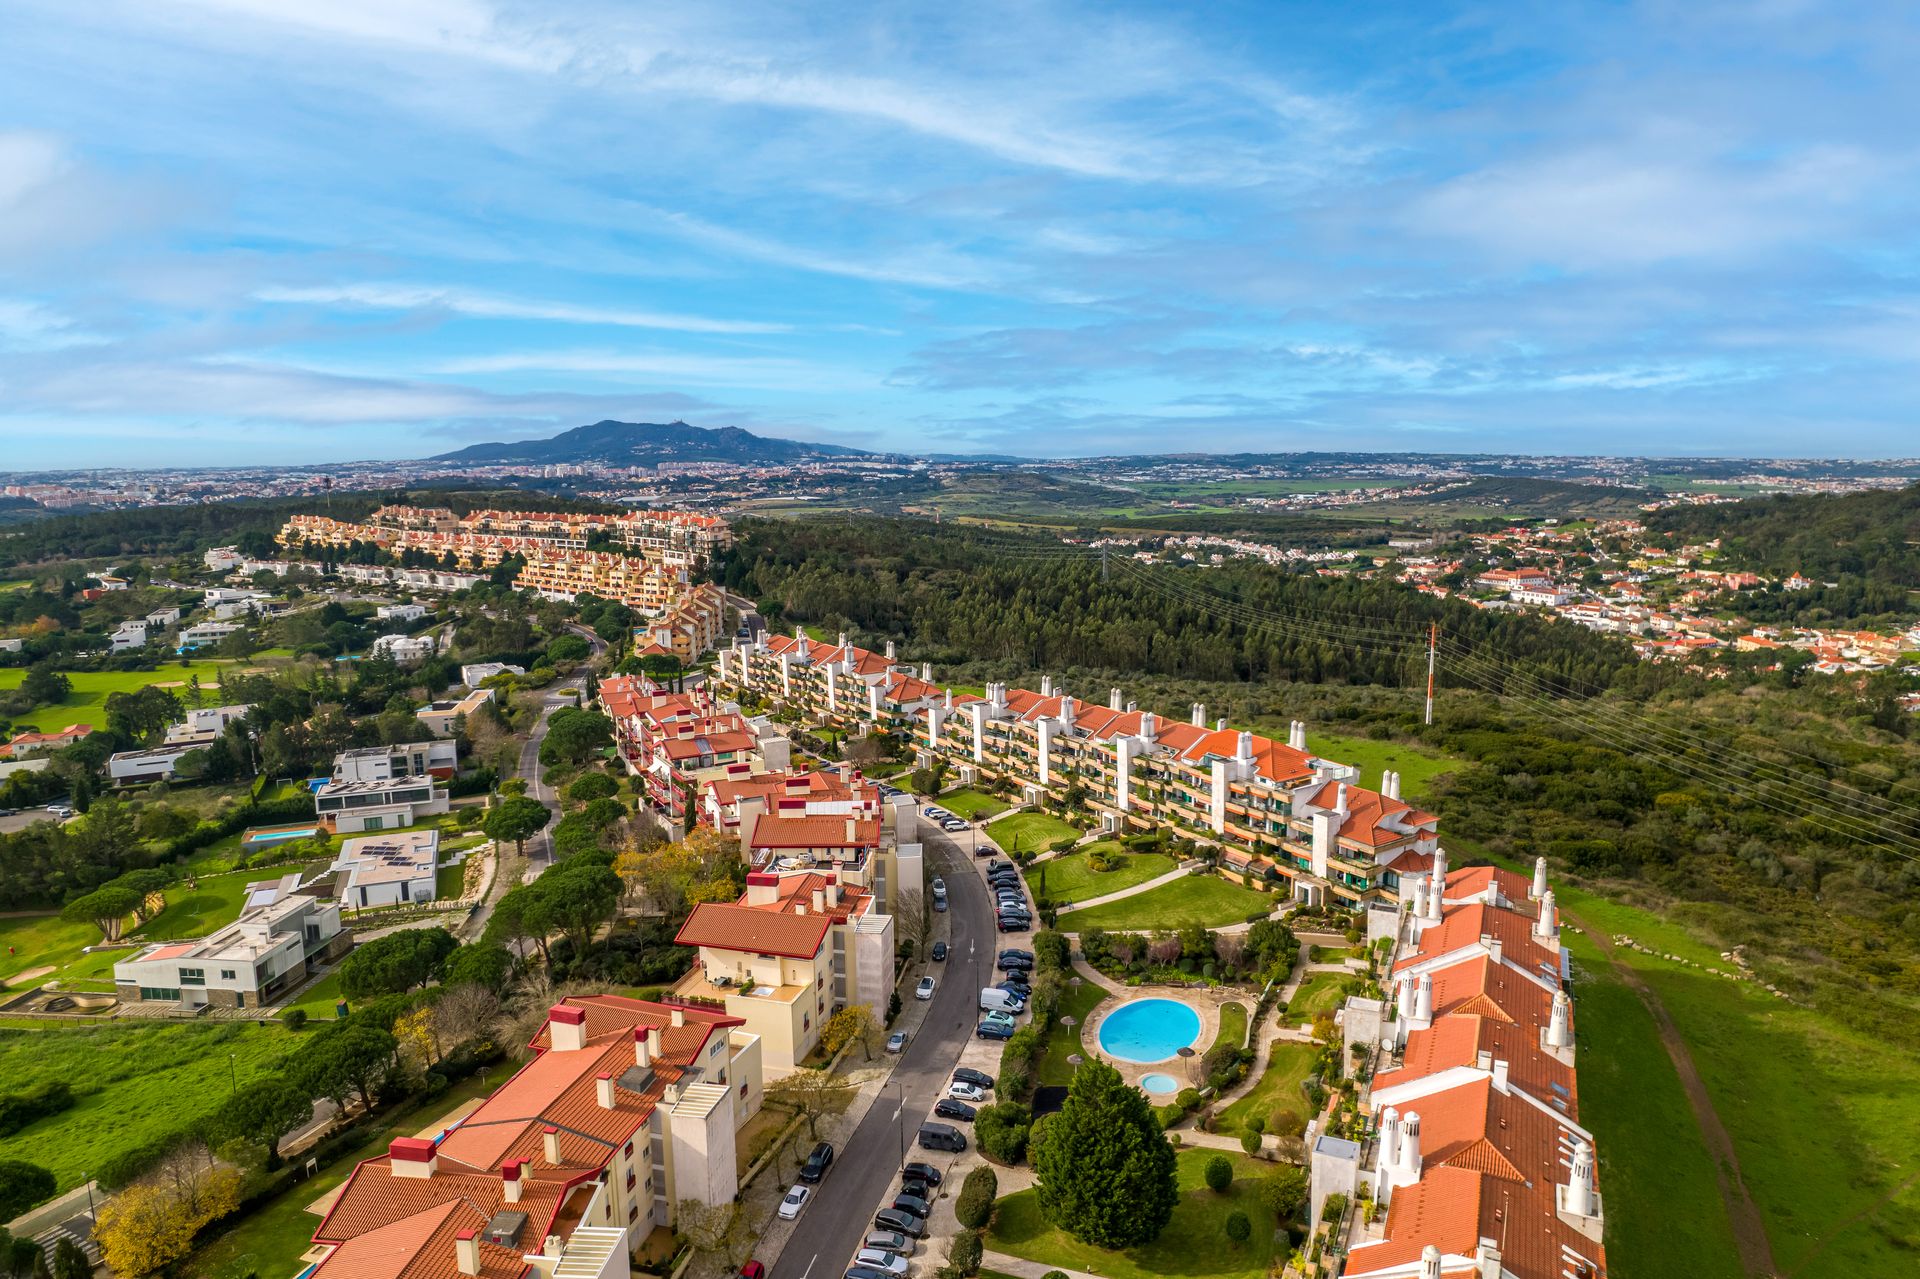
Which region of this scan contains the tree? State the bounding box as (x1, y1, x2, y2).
(975, 1100, 1032, 1164)
(294, 1024, 398, 1110)
(60, 885, 140, 943)
(955, 1166, 997, 1229)
(1260, 1165, 1308, 1223)
(93, 1179, 200, 1278)
(0, 1235, 33, 1279)
(1321, 1191, 1349, 1224)
(1224, 1210, 1251, 1245)
(485, 795, 552, 859)
(766, 1070, 851, 1139)
(433, 982, 503, 1051)
(894, 887, 931, 958)
(819, 1005, 882, 1061)
(338, 928, 457, 998)
(566, 772, 618, 804)
(675, 1199, 751, 1269)
(538, 859, 623, 955)
(104, 685, 182, 742)
(1239, 1128, 1263, 1156)
(539, 709, 613, 766)
(444, 941, 514, 991)
(0, 1161, 54, 1221)
(1030, 1059, 1177, 1248)
(214, 1079, 312, 1160)
(50, 1240, 88, 1279)
(1204, 1154, 1233, 1193)
(946, 1229, 982, 1277)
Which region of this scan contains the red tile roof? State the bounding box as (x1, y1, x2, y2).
(675, 901, 831, 958)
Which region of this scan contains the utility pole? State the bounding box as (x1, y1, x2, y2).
(1100, 545, 1109, 583)
(1424, 622, 1438, 726)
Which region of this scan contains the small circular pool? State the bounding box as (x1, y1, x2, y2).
(1139, 1073, 1181, 1095)
(1097, 998, 1202, 1064)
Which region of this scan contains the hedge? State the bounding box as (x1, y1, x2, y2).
(955, 1165, 997, 1228)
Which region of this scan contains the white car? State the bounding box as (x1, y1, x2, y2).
(778, 1185, 811, 1220)
(915, 976, 937, 1000)
(852, 1250, 910, 1277)
(946, 1081, 987, 1103)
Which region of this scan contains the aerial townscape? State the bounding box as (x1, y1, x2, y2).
(5, 6, 1920, 1279)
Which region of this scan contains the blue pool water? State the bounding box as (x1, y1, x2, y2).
(1098, 999, 1202, 1064)
(1139, 1073, 1181, 1095)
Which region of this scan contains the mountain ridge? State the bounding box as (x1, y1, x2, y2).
(429, 420, 870, 465)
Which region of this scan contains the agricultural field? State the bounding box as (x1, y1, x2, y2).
(989, 1148, 1282, 1279)
(984, 810, 1083, 853)
(0, 1020, 296, 1191)
(1028, 842, 1178, 905)
(1060, 874, 1270, 932)
(0, 660, 235, 733)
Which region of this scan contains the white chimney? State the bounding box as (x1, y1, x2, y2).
(1398, 1112, 1422, 1180)
(1040, 675, 1053, 697)
(502, 1159, 525, 1203)
(1110, 687, 1123, 711)
(1139, 711, 1155, 742)
(596, 1072, 616, 1109)
(1547, 990, 1574, 1048)
(671, 1007, 685, 1028)
(845, 816, 857, 842)
(1396, 976, 1416, 1022)
(812, 888, 826, 914)
(1408, 875, 1429, 920)
(1474, 1240, 1502, 1279)
(884, 640, 896, 660)
(547, 1005, 587, 1052)
(1430, 847, 1449, 902)
(1487, 935, 1504, 966)
(1490, 1057, 1510, 1092)
(1419, 1245, 1442, 1279)
(1191, 702, 1205, 726)
(543, 1126, 561, 1164)
(1531, 855, 1549, 900)
(1375, 1106, 1401, 1175)
(1564, 1138, 1599, 1217)
(836, 632, 847, 649)
(921, 662, 932, 681)
(1334, 781, 1349, 815)
(1413, 973, 1434, 1022)
(456, 1228, 481, 1276)
(1236, 730, 1254, 762)
(1536, 889, 1557, 941)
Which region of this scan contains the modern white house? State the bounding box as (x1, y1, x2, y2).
(108, 743, 204, 784)
(376, 603, 428, 624)
(109, 621, 149, 653)
(113, 892, 349, 1009)
(370, 633, 437, 666)
(145, 606, 183, 628)
(460, 662, 525, 688)
(414, 686, 495, 738)
(332, 740, 459, 784)
(178, 620, 241, 650)
(315, 777, 450, 833)
(332, 829, 441, 909)
(165, 704, 253, 743)
(204, 546, 244, 572)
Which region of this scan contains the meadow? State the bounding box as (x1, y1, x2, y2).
(0, 660, 235, 733)
(985, 809, 1083, 853)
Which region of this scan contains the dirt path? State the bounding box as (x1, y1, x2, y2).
(1782, 1168, 1920, 1278)
(1568, 911, 1779, 1278)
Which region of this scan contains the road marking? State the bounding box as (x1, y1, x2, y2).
(800, 1254, 817, 1279)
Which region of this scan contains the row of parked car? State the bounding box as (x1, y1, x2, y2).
(920, 804, 971, 834)
(977, 948, 1035, 1039)
(985, 858, 1031, 932)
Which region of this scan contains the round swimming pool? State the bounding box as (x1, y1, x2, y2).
(1139, 1073, 1181, 1095)
(1097, 998, 1202, 1064)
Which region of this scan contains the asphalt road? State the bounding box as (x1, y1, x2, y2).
(515, 624, 609, 871)
(775, 826, 1002, 1279)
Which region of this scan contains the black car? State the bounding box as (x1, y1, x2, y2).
(903, 1160, 947, 1185)
(892, 1192, 933, 1217)
(799, 1141, 834, 1184)
(999, 948, 1034, 962)
(985, 859, 1009, 872)
(998, 956, 1034, 972)
(931, 941, 948, 961)
(988, 877, 1021, 892)
(977, 1019, 1014, 1040)
(918, 1123, 967, 1153)
(950, 1068, 993, 1092)
(900, 1177, 935, 1202)
(997, 978, 1031, 997)
(932, 1099, 976, 1122)
(996, 917, 1028, 933)
(874, 1208, 927, 1238)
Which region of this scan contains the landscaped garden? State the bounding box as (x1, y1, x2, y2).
(1283, 970, 1358, 1021)
(1026, 841, 1178, 904)
(939, 787, 1010, 820)
(1036, 978, 1110, 1087)
(989, 1148, 1282, 1279)
(1062, 874, 1271, 932)
(0, 660, 238, 733)
(985, 809, 1083, 854)
(1211, 1041, 1321, 1137)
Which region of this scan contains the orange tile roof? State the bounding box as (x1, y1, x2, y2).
(313, 1202, 526, 1279)
(1395, 902, 1560, 983)
(1374, 1014, 1576, 1109)
(748, 813, 879, 849)
(1303, 780, 1437, 847)
(676, 901, 831, 958)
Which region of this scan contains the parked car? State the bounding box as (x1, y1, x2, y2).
(799, 1142, 835, 1183)
(846, 1266, 895, 1279)
(998, 954, 1034, 972)
(903, 1161, 947, 1185)
(740, 1263, 766, 1279)
(999, 948, 1034, 962)
(886, 1031, 909, 1054)
(947, 1081, 988, 1102)
(931, 876, 947, 896)
(874, 1208, 927, 1238)
(976, 1019, 1014, 1041)
(853, 1250, 910, 1277)
(778, 1185, 812, 1220)
(863, 1230, 910, 1254)
(941, 819, 968, 832)
(892, 1192, 933, 1217)
(996, 916, 1028, 934)
(931, 941, 948, 961)
(950, 1069, 993, 1092)
(915, 976, 937, 1001)
(918, 1123, 967, 1153)
(997, 975, 1031, 995)
(932, 1099, 976, 1122)
(979, 987, 1025, 1014)
(934, 896, 948, 914)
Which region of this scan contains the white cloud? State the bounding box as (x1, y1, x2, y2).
(255, 282, 792, 334)
(435, 347, 868, 392)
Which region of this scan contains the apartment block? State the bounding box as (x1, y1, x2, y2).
(114, 892, 348, 1009)
(305, 996, 764, 1279)
(632, 582, 728, 663)
(600, 676, 790, 826)
(515, 551, 688, 615)
(714, 630, 945, 735)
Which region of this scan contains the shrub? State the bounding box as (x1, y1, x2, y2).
(0, 1081, 73, 1138)
(1225, 1211, 1251, 1244)
(975, 1101, 1032, 1164)
(1240, 1129, 1264, 1156)
(1175, 1088, 1201, 1111)
(1154, 1103, 1185, 1128)
(947, 1229, 983, 1277)
(1269, 1108, 1305, 1138)
(1322, 1192, 1350, 1223)
(1032, 930, 1070, 972)
(955, 1166, 998, 1228)
(566, 772, 617, 804)
(281, 1008, 309, 1030)
(1204, 1155, 1234, 1193)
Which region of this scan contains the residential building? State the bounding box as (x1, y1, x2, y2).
(165, 704, 254, 743)
(376, 603, 429, 624)
(178, 620, 242, 650)
(113, 892, 349, 1009)
(599, 677, 790, 826)
(337, 564, 486, 593)
(333, 740, 459, 784)
(1473, 567, 1554, 593)
(109, 621, 149, 653)
(631, 582, 729, 663)
(372, 633, 439, 666)
(145, 606, 183, 628)
(0, 638, 22, 654)
(0, 725, 93, 758)
(462, 662, 525, 688)
(303, 995, 763, 1279)
(332, 829, 442, 909)
(516, 550, 688, 615)
(316, 776, 450, 833)
(417, 686, 496, 738)
(108, 743, 208, 785)
(204, 546, 244, 571)
(1321, 856, 1602, 1279)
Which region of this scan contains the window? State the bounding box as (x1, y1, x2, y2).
(178, 968, 205, 986)
(626, 1171, 637, 1189)
(140, 986, 181, 1001)
(220, 969, 236, 980)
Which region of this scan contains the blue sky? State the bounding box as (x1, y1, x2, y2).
(3, 0, 1920, 468)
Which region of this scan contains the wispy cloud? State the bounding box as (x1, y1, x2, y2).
(256, 282, 793, 334)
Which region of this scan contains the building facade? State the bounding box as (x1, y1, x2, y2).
(114, 892, 348, 1008)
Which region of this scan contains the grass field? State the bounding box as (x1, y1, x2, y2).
(141, 869, 261, 940)
(1061, 874, 1270, 932)
(1283, 971, 1354, 1021)
(1212, 1041, 1319, 1136)
(283, 970, 348, 1021)
(0, 912, 102, 988)
(1212, 1002, 1248, 1053)
(1298, 731, 1460, 800)
(185, 1071, 501, 1279)
(939, 788, 1009, 820)
(436, 860, 468, 898)
(989, 1148, 1282, 1279)
(0, 660, 235, 733)
(1037, 979, 1110, 1087)
(986, 810, 1083, 854)
(0, 1020, 296, 1191)
(1030, 843, 1178, 905)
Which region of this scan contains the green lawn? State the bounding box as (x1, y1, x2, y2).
(140, 869, 261, 940)
(986, 810, 1083, 853)
(0, 660, 236, 733)
(1211, 1002, 1248, 1054)
(1283, 972, 1353, 1021)
(185, 1071, 502, 1279)
(0, 1021, 297, 1191)
(436, 860, 469, 899)
(0, 912, 102, 988)
(1028, 843, 1178, 905)
(283, 970, 348, 1021)
(940, 788, 1010, 820)
(1061, 874, 1271, 932)
(1300, 731, 1460, 800)
(1212, 1042, 1320, 1137)
(989, 1148, 1282, 1279)
(1037, 979, 1110, 1087)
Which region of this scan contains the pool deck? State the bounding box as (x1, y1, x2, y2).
(1081, 980, 1243, 1094)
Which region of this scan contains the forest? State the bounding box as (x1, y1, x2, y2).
(1649, 482, 1920, 590)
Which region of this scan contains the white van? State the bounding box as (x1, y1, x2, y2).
(979, 987, 1026, 1014)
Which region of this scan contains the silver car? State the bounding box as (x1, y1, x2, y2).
(852, 1250, 910, 1277)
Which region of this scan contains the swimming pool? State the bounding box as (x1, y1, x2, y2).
(1097, 998, 1202, 1064)
(1139, 1073, 1181, 1095)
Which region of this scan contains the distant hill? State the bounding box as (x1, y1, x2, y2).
(1649, 482, 1920, 589)
(429, 420, 870, 466)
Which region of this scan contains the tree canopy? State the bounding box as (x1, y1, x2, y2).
(338, 928, 458, 999)
(1030, 1059, 1177, 1248)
